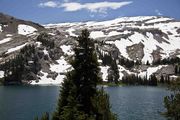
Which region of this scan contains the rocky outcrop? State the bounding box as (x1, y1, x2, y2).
(126, 42, 144, 60)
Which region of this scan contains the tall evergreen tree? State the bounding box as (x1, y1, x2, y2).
(52, 29, 116, 120)
(108, 60, 119, 84)
(164, 77, 180, 119)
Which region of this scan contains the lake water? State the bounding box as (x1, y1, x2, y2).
(0, 86, 169, 120)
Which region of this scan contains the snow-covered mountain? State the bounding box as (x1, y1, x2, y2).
(46, 16, 180, 63)
(0, 14, 180, 85)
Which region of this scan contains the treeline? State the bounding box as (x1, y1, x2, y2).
(121, 74, 170, 86)
(0, 45, 41, 85)
(153, 57, 180, 65)
(107, 60, 119, 84)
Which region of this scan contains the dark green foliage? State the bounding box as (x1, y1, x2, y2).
(108, 60, 119, 84)
(71, 29, 101, 114)
(153, 57, 180, 65)
(119, 58, 135, 69)
(101, 54, 112, 66)
(34, 112, 49, 120)
(97, 46, 136, 69)
(160, 75, 165, 84)
(37, 32, 55, 48)
(122, 74, 158, 86)
(0, 44, 41, 85)
(92, 88, 117, 120)
(52, 29, 116, 120)
(164, 77, 180, 119)
(135, 60, 141, 66)
(175, 65, 180, 75)
(34, 116, 39, 120)
(149, 74, 158, 86)
(40, 112, 49, 120)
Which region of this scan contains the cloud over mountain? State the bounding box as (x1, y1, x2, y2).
(38, 1, 133, 14)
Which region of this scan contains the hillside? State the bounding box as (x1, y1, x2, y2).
(0, 14, 180, 85)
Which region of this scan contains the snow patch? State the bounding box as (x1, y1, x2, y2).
(31, 57, 71, 85)
(48, 33, 55, 36)
(18, 24, 37, 35)
(6, 43, 27, 54)
(100, 66, 109, 81)
(30, 71, 64, 85)
(0, 25, 2, 32)
(0, 38, 12, 45)
(90, 31, 105, 39)
(50, 57, 71, 73)
(138, 65, 165, 79)
(66, 28, 77, 37)
(43, 49, 49, 55)
(108, 31, 120, 36)
(0, 71, 4, 78)
(118, 65, 135, 79)
(36, 42, 42, 47)
(60, 45, 74, 55)
(6, 34, 13, 37)
(146, 17, 172, 24)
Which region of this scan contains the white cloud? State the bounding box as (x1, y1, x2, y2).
(38, 1, 133, 14)
(39, 1, 59, 8)
(155, 9, 163, 16)
(61, 2, 82, 11)
(62, 1, 133, 13)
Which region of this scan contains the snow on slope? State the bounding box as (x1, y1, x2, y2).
(60, 45, 74, 55)
(146, 17, 172, 24)
(50, 56, 71, 73)
(0, 25, 2, 32)
(18, 24, 37, 35)
(0, 71, 4, 78)
(43, 49, 49, 55)
(90, 31, 106, 39)
(30, 16, 180, 84)
(6, 43, 27, 54)
(138, 65, 165, 79)
(31, 57, 71, 85)
(66, 28, 77, 37)
(100, 66, 109, 81)
(0, 38, 12, 45)
(30, 71, 64, 85)
(6, 34, 13, 37)
(46, 16, 180, 64)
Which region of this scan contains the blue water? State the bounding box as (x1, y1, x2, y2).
(0, 86, 169, 120)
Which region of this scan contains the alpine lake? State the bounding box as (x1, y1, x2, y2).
(0, 85, 170, 120)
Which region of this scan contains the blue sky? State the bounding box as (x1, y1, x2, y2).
(0, 0, 180, 24)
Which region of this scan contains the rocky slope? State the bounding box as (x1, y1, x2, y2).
(0, 13, 180, 85)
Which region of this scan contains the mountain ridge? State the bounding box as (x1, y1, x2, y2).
(0, 13, 180, 85)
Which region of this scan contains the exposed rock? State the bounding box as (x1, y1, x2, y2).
(155, 65, 175, 79)
(126, 42, 144, 60)
(47, 72, 58, 80)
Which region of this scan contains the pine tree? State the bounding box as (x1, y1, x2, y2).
(160, 75, 165, 84)
(175, 65, 178, 74)
(164, 77, 180, 119)
(111, 60, 119, 84)
(146, 60, 150, 66)
(52, 29, 116, 120)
